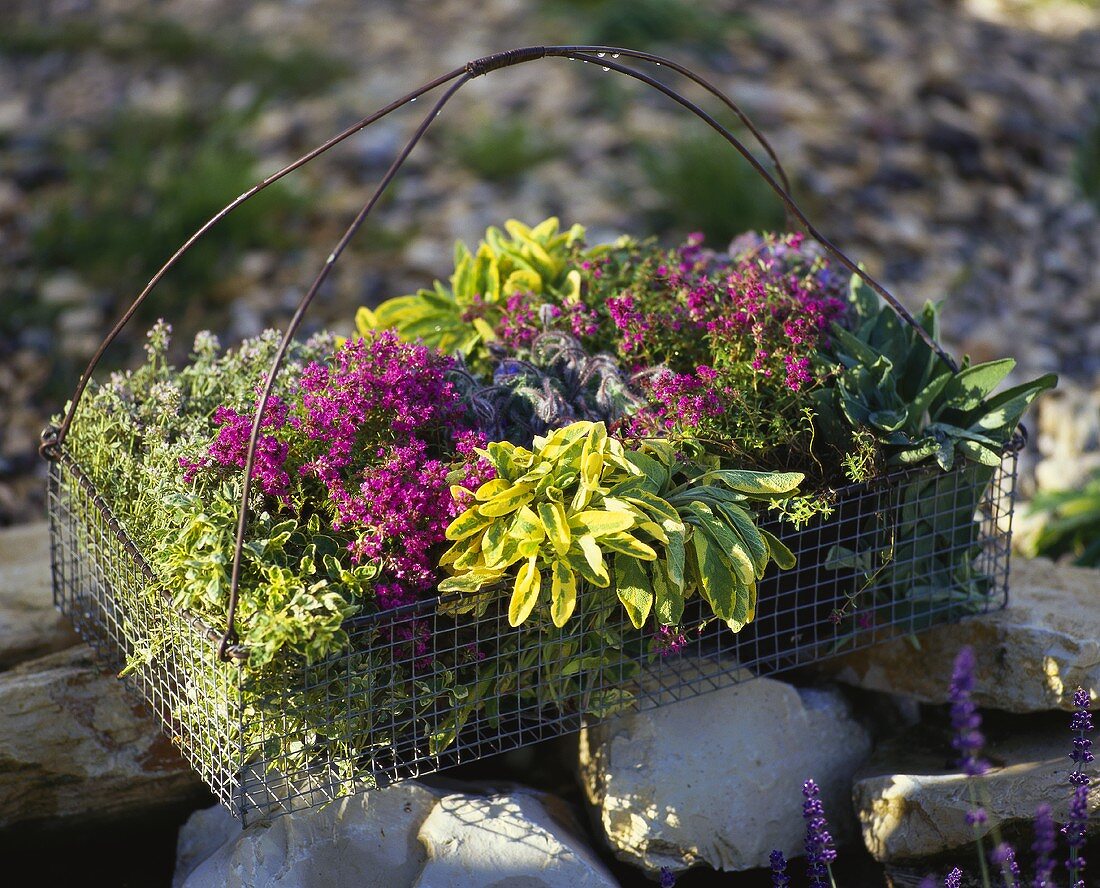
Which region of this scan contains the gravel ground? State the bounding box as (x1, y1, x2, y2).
(1, 0, 1098, 524)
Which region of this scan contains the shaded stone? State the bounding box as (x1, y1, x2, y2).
(0, 521, 80, 670)
(822, 558, 1100, 712)
(854, 719, 1099, 862)
(578, 671, 872, 874)
(0, 645, 204, 828)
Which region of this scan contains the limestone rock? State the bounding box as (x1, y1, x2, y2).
(0, 521, 80, 670)
(578, 672, 873, 874)
(176, 783, 439, 888)
(415, 791, 617, 888)
(175, 784, 617, 888)
(821, 558, 1100, 712)
(854, 720, 1100, 862)
(0, 645, 204, 828)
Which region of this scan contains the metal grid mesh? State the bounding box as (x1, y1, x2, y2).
(48, 447, 1017, 823)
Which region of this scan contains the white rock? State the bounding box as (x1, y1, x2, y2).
(415, 791, 618, 888)
(177, 783, 439, 888)
(0, 522, 80, 670)
(578, 671, 873, 874)
(855, 722, 1100, 861)
(822, 558, 1100, 712)
(176, 783, 617, 888)
(0, 645, 203, 828)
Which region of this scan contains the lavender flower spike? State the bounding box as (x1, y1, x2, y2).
(658, 866, 676, 888)
(1032, 803, 1056, 888)
(944, 867, 963, 888)
(949, 646, 989, 777)
(1063, 686, 1093, 886)
(769, 849, 791, 888)
(802, 779, 837, 888)
(990, 842, 1021, 888)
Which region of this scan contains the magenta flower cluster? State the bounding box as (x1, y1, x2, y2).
(712, 233, 847, 392)
(184, 332, 492, 612)
(181, 398, 292, 503)
(653, 624, 688, 658)
(630, 366, 727, 435)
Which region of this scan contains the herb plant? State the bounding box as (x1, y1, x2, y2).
(58, 212, 1054, 797)
(1025, 469, 1100, 567)
(440, 420, 801, 633)
(357, 217, 584, 371)
(449, 330, 646, 446)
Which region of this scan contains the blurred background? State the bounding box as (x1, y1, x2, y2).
(0, 0, 1097, 528)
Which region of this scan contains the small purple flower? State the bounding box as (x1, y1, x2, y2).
(658, 866, 676, 888)
(1063, 686, 1093, 885)
(654, 624, 688, 657)
(769, 849, 791, 888)
(965, 808, 988, 827)
(1070, 687, 1094, 771)
(945, 867, 963, 888)
(1063, 781, 1089, 854)
(1032, 803, 1056, 887)
(801, 779, 837, 888)
(989, 842, 1020, 888)
(949, 646, 989, 777)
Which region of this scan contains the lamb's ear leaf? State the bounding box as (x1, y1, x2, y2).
(935, 359, 1016, 413)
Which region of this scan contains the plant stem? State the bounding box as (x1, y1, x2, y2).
(968, 782, 991, 888)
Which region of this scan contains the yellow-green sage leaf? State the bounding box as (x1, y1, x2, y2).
(508, 558, 541, 627)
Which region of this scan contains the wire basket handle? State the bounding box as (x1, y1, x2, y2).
(41, 45, 960, 661)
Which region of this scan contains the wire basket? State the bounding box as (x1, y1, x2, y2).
(42, 45, 1022, 824)
(47, 445, 1018, 822)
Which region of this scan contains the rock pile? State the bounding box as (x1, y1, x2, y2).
(174, 784, 618, 888)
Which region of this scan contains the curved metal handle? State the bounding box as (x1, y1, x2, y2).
(42, 45, 959, 660)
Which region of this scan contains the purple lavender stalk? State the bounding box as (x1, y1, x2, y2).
(990, 842, 1021, 888)
(950, 647, 990, 777)
(802, 779, 837, 888)
(769, 849, 791, 888)
(1063, 687, 1092, 885)
(950, 647, 992, 885)
(1032, 803, 1056, 888)
(945, 867, 963, 888)
(658, 866, 676, 888)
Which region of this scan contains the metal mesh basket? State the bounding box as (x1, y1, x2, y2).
(48, 444, 1018, 823)
(42, 45, 1023, 823)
